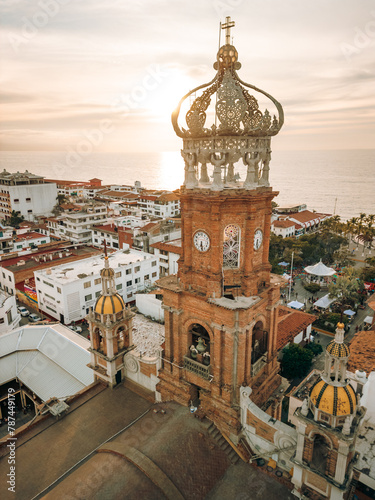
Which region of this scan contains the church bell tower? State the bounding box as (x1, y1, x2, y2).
(87, 244, 135, 387)
(157, 18, 285, 437)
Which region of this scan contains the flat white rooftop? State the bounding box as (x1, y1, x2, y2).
(35, 249, 156, 284)
(0, 324, 94, 402)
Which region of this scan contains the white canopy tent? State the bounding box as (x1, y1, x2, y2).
(365, 316, 374, 325)
(287, 300, 304, 310)
(313, 294, 336, 309)
(304, 260, 336, 277)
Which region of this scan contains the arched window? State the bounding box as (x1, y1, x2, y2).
(223, 224, 240, 268)
(251, 321, 268, 363)
(311, 434, 330, 473)
(116, 326, 129, 349)
(189, 323, 210, 354)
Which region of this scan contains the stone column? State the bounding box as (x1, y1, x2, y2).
(199, 162, 210, 183)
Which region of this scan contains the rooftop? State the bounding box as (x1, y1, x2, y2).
(150, 238, 182, 254)
(272, 220, 295, 229)
(276, 306, 316, 350)
(0, 385, 293, 500)
(348, 330, 375, 374)
(132, 313, 164, 358)
(35, 249, 156, 284)
(0, 324, 94, 402)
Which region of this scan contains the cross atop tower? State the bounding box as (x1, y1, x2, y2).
(221, 16, 235, 45)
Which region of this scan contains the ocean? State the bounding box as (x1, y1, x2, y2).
(0, 149, 374, 221)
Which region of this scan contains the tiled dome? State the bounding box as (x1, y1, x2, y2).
(326, 340, 350, 358)
(94, 294, 125, 315)
(310, 379, 356, 416)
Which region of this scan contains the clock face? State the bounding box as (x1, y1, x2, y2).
(193, 231, 210, 252)
(254, 229, 263, 250)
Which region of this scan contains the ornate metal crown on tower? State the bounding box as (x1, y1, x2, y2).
(172, 17, 284, 191)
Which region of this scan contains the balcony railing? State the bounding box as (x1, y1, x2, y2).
(251, 352, 268, 377)
(183, 355, 211, 380)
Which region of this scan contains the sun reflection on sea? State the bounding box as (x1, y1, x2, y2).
(158, 151, 184, 191)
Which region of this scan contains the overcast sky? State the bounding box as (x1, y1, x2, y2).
(1, 0, 374, 152)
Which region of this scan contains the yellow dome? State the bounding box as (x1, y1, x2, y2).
(310, 379, 356, 416)
(100, 267, 114, 278)
(326, 340, 350, 358)
(94, 294, 125, 315)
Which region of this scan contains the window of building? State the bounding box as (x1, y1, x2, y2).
(45, 293, 55, 301)
(27, 210, 32, 214)
(126, 269, 131, 275)
(135, 278, 140, 284)
(26, 197, 31, 202)
(134, 266, 140, 272)
(43, 280, 54, 288)
(152, 261, 157, 267)
(57, 287, 61, 294)
(6, 309, 12, 324)
(95, 291, 101, 298)
(83, 281, 91, 289)
(223, 224, 240, 268)
(115, 272, 121, 278)
(46, 306, 56, 313)
(14, 199, 19, 203)
(127, 293, 132, 299)
(126, 280, 132, 287)
(152, 272, 157, 277)
(116, 284, 122, 290)
(94, 278, 101, 285)
(144, 274, 149, 280)
(0, 318, 4, 324)
(85, 294, 92, 301)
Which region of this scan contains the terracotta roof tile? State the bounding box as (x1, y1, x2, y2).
(276, 306, 316, 350)
(348, 330, 375, 374)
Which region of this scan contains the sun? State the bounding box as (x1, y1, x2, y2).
(146, 71, 196, 124)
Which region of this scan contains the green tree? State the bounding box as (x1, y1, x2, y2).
(281, 344, 314, 379)
(56, 193, 68, 205)
(6, 210, 24, 227)
(361, 266, 375, 283)
(333, 246, 354, 268)
(328, 267, 364, 317)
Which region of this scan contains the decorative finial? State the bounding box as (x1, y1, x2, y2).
(103, 239, 108, 259)
(221, 16, 235, 45)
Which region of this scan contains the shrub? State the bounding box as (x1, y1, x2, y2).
(305, 343, 323, 356)
(303, 283, 321, 294)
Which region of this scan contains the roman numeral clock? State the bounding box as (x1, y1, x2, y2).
(157, 17, 285, 437)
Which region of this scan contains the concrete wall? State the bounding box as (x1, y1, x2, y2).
(136, 294, 164, 322)
(9, 183, 57, 221)
(240, 386, 297, 471)
(0, 294, 20, 334)
(124, 351, 161, 398)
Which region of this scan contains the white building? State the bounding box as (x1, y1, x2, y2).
(271, 219, 296, 238)
(0, 290, 20, 334)
(12, 232, 50, 253)
(0, 170, 57, 222)
(0, 265, 16, 296)
(34, 249, 159, 324)
(138, 192, 180, 218)
(46, 203, 108, 244)
(91, 224, 120, 249)
(150, 238, 181, 276)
